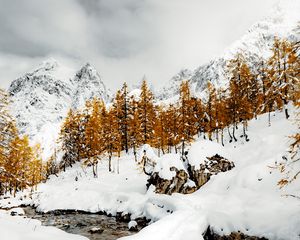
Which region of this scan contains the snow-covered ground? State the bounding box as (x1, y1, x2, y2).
(0, 208, 87, 240)
(1, 109, 299, 240)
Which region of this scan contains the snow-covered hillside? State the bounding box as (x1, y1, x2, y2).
(1, 108, 299, 240)
(8, 59, 110, 160)
(157, 0, 300, 101)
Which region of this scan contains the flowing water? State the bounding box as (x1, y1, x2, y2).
(23, 207, 140, 240)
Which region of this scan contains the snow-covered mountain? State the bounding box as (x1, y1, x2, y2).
(9, 59, 75, 138)
(157, 69, 193, 101)
(157, 0, 300, 101)
(71, 63, 110, 109)
(8, 59, 110, 160)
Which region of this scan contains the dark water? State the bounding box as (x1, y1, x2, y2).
(23, 207, 139, 240)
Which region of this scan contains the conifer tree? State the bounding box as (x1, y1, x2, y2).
(153, 106, 167, 156)
(59, 109, 83, 171)
(215, 88, 229, 145)
(0, 88, 18, 195)
(84, 98, 105, 177)
(268, 38, 299, 119)
(111, 94, 124, 173)
(121, 83, 130, 153)
(193, 98, 205, 138)
(164, 104, 180, 153)
(205, 82, 217, 141)
(227, 54, 253, 141)
(6, 135, 42, 196)
(178, 80, 196, 147)
(138, 79, 156, 145)
(128, 96, 142, 161)
(101, 103, 120, 172)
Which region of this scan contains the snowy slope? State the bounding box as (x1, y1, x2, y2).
(158, 0, 300, 101)
(8, 60, 110, 160)
(1, 108, 299, 240)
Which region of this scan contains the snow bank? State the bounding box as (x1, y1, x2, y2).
(1, 110, 300, 240)
(153, 153, 185, 180)
(0, 210, 87, 240)
(188, 140, 231, 169)
(137, 144, 159, 163)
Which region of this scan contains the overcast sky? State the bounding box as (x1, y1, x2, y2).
(0, 0, 278, 91)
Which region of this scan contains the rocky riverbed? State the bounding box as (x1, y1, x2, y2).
(23, 207, 143, 240)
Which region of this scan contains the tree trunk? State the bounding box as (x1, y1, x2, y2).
(109, 154, 112, 172)
(221, 129, 224, 146)
(232, 124, 237, 142)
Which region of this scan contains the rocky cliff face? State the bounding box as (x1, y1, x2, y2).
(157, 0, 300, 101)
(9, 59, 74, 138)
(147, 154, 234, 195)
(8, 59, 110, 160)
(71, 63, 110, 109)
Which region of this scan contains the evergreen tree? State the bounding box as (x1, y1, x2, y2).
(205, 82, 217, 141)
(59, 109, 83, 171)
(128, 96, 142, 161)
(164, 104, 180, 153)
(84, 98, 105, 177)
(138, 79, 156, 145)
(268, 38, 299, 119)
(0, 89, 18, 195)
(227, 53, 253, 141)
(178, 80, 196, 147)
(153, 106, 167, 156)
(121, 83, 130, 153)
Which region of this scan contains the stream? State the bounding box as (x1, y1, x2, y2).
(23, 207, 142, 240)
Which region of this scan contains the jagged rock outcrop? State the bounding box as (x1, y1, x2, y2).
(157, 0, 300, 102)
(156, 69, 193, 101)
(71, 63, 110, 109)
(8, 59, 111, 160)
(189, 154, 235, 188)
(147, 168, 195, 195)
(9, 59, 75, 138)
(204, 227, 268, 240)
(147, 154, 234, 195)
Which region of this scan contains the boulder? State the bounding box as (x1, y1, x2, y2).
(88, 227, 104, 234)
(128, 220, 138, 231)
(147, 154, 234, 195)
(204, 227, 268, 240)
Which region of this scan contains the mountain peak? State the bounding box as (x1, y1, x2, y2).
(71, 63, 109, 109)
(74, 63, 100, 83)
(158, 0, 300, 102)
(8, 60, 111, 160)
(39, 58, 59, 71)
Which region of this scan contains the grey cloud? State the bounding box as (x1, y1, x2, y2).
(0, 0, 279, 91)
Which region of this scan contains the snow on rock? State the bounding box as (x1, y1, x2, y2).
(137, 144, 159, 163)
(71, 63, 110, 109)
(1, 110, 300, 240)
(0, 209, 87, 240)
(147, 147, 234, 194)
(8, 207, 25, 216)
(88, 227, 104, 234)
(153, 153, 185, 180)
(128, 220, 138, 231)
(9, 59, 74, 139)
(188, 140, 231, 170)
(8, 59, 111, 161)
(156, 69, 193, 101)
(157, 0, 300, 102)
